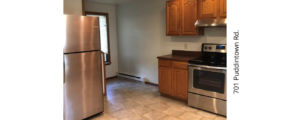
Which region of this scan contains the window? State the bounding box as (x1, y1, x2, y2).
(85, 12, 111, 65)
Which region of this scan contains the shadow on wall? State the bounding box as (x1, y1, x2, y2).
(160, 8, 166, 37)
(206, 27, 227, 37)
(171, 36, 206, 43)
(170, 27, 227, 43)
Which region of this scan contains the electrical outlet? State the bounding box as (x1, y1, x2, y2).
(184, 44, 187, 49)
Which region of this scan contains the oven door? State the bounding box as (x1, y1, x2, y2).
(188, 64, 227, 100)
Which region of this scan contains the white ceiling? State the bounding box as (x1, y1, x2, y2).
(84, 0, 140, 4)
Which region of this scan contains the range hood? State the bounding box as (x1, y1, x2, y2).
(195, 18, 226, 27)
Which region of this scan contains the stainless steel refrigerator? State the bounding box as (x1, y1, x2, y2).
(63, 15, 104, 120)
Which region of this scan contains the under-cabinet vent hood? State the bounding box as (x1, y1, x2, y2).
(195, 18, 226, 27)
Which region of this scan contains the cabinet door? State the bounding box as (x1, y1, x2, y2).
(181, 0, 198, 35)
(219, 0, 227, 18)
(159, 66, 172, 95)
(172, 68, 188, 100)
(198, 0, 218, 19)
(166, 0, 181, 36)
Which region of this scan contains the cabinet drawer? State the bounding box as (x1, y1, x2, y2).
(173, 61, 188, 69)
(159, 59, 172, 67)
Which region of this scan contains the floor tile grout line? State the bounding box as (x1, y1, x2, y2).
(96, 77, 225, 120)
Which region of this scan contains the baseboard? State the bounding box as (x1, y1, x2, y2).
(144, 81, 158, 87)
(117, 72, 143, 82)
(106, 76, 117, 80)
(116, 73, 159, 86)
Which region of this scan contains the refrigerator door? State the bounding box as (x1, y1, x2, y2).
(64, 51, 104, 120)
(64, 15, 101, 53)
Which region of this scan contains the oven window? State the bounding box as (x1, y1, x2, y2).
(193, 70, 225, 94)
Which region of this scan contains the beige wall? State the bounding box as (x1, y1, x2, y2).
(117, 0, 226, 84)
(85, 2, 119, 78)
(63, 0, 83, 15)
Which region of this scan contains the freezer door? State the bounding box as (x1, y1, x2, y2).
(64, 15, 101, 53)
(64, 51, 104, 120)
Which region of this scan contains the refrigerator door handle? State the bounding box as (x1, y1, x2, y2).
(63, 58, 65, 84)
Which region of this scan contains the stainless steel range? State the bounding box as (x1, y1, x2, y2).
(188, 43, 227, 116)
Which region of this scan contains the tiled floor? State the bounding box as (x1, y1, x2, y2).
(90, 77, 226, 120)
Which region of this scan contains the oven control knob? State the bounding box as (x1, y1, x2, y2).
(209, 47, 212, 49)
(205, 47, 207, 49)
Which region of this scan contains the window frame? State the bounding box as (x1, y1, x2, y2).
(85, 11, 111, 65)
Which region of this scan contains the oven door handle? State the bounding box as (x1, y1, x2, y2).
(188, 63, 227, 70)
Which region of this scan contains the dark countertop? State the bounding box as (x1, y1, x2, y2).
(157, 54, 200, 62)
(157, 50, 202, 62)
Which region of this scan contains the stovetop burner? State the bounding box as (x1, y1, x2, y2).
(188, 59, 226, 67)
(188, 43, 227, 67)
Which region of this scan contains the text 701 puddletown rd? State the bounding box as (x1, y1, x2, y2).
(233, 30, 239, 94)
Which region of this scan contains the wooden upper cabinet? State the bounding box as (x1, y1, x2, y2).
(166, 0, 181, 36)
(172, 67, 188, 100)
(167, 0, 203, 36)
(159, 66, 172, 95)
(181, 0, 198, 35)
(198, 0, 218, 19)
(219, 0, 227, 18)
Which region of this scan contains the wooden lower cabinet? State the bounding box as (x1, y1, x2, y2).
(158, 59, 188, 100)
(172, 68, 188, 100)
(159, 66, 172, 95)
